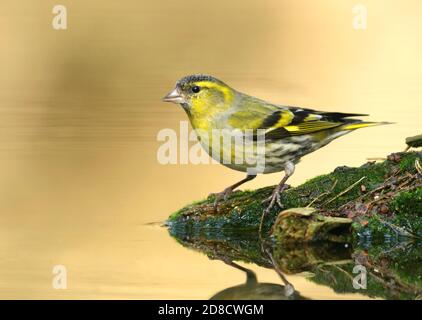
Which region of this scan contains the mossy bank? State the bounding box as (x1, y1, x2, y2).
(167, 151, 421, 240)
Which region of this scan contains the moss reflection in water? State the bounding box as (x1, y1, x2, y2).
(168, 227, 421, 300)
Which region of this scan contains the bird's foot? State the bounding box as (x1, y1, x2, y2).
(208, 187, 234, 211)
(261, 183, 288, 209)
(259, 184, 288, 235)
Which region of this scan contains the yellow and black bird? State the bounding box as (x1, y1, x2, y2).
(163, 74, 388, 220)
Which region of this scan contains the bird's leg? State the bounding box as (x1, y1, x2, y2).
(220, 258, 258, 286)
(211, 254, 257, 284)
(259, 162, 295, 234)
(209, 174, 256, 210)
(264, 247, 295, 297)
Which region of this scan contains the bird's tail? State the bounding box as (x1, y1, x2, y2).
(341, 121, 394, 131)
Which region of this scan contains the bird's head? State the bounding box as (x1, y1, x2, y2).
(163, 74, 235, 116)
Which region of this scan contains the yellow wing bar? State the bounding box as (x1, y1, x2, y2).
(284, 121, 343, 135)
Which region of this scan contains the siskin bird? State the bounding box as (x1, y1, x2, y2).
(163, 74, 389, 229)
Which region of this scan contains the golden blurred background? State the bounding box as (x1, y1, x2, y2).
(0, 0, 420, 299)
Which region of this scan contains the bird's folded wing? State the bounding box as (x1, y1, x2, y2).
(265, 107, 369, 139)
(228, 101, 367, 140)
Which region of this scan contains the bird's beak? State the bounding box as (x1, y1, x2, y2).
(162, 88, 184, 104)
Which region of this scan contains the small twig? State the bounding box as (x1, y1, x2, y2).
(396, 175, 415, 190)
(365, 180, 422, 213)
(330, 264, 356, 282)
(306, 180, 338, 207)
(320, 260, 354, 266)
(378, 241, 413, 256)
(407, 183, 422, 190)
(415, 158, 422, 175)
(338, 171, 413, 211)
(323, 176, 366, 206)
(374, 215, 416, 238)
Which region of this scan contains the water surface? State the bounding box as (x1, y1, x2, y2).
(0, 1, 421, 299)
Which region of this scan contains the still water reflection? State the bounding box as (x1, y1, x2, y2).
(0, 1, 421, 299)
(168, 227, 421, 300)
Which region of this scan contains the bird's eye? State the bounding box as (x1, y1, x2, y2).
(191, 86, 201, 93)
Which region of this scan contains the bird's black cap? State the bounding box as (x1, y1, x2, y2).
(176, 74, 224, 87)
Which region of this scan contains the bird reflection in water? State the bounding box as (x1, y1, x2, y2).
(209, 249, 308, 300)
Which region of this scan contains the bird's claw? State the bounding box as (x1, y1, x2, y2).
(262, 192, 283, 209)
(259, 184, 287, 235)
(209, 188, 233, 211)
(262, 184, 287, 210)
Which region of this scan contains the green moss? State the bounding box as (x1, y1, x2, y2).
(168, 228, 270, 268)
(351, 187, 422, 239)
(353, 215, 393, 239)
(391, 188, 422, 215)
(310, 262, 419, 300)
(398, 152, 419, 173)
(167, 150, 422, 299)
(168, 152, 421, 238)
(390, 188, 422, 236)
